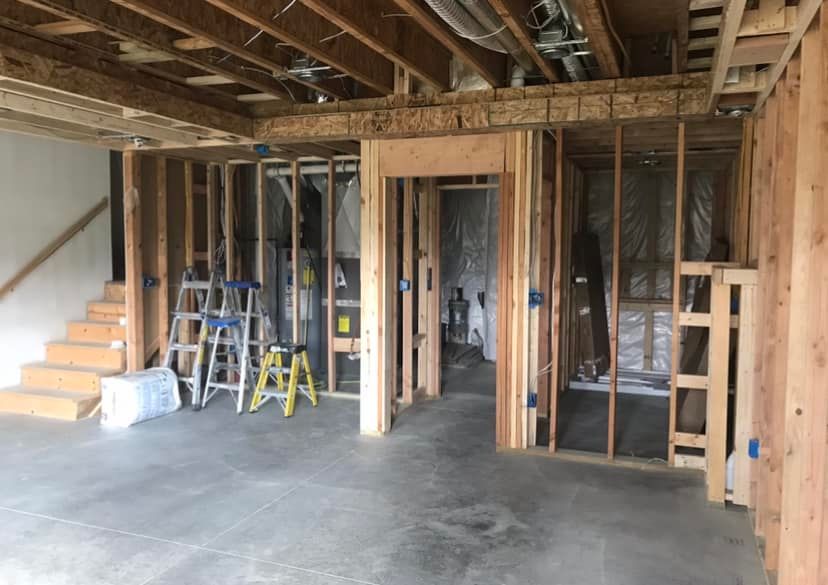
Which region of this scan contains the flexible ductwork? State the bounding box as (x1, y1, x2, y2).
(537, 0, 591, 81)
(422, 0, 534, 72)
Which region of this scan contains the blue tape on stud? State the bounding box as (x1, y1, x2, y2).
(748, 438, 759, 459)
(528, 288, 544, 309)
(399, 279, 411, 292)
(527, 393, 537, 408)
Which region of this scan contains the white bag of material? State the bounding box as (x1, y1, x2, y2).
(100, 367, 181, 428)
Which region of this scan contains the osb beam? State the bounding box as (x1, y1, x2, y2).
(204, 0, 395, 94)
(0, 27, 253, 137)
(111, 0, 347, 99)
(486, 0, 559, 82)
(299, 0, 451, 90)
(16, 0, 297, 100)
(254, 74, 710, 142)
(570, 0, 622, 78)
(390, 0, 506, 87)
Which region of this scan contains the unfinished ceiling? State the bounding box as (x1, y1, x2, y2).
(0, 0, 811, 157)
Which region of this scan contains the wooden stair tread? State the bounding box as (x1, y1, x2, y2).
(0, 386, 99, 400)
(47, 340, 122, 349)
(0, 386, 100, 420)
(22, 361, 121, 375)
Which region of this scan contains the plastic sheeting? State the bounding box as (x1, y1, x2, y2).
(440, 183, 499, 361)
(585, 169, 714, 373)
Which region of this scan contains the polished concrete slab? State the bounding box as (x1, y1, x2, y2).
(0, 375, 764, 585)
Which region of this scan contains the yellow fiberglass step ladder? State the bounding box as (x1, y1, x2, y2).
(163, 267, 221, 408)
(201, 280, 271, 414)
(249, 343, 317, 417)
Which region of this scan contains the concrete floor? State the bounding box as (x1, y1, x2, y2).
(0, 370, 765, 585)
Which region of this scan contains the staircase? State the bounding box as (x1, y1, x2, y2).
(0, 281, 127, 421)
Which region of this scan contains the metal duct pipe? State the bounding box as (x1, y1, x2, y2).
(538, 0, 591, 81)
(422, 0, 534, 72)
(458, 0, 535, 71)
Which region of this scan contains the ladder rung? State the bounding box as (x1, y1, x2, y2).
(183, 280, 212, 289)
(172, 312, 203, 320)
(209, 336, 269, 346)
(207, 382, 240, 391)
(170, 343, 198, 352)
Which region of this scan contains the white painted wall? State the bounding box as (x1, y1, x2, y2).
(0, 132, 111, 388)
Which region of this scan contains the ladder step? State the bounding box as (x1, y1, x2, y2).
(170, 343, 198, 352)
(182, 280, 212, 289)
(172, 312, 204, 320)
(207, 382, 239, 391)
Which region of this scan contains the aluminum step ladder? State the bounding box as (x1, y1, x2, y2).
(163, 268, 221, 407)
(249, 343, 318, 417)
(201, 281, 270, 413)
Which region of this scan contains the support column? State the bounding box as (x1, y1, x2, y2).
(549, 128, 564, 453)
(401, 178, 414, 404)
(608, 126, 623, 459)
(359, 141, 393, 435)
(123, 151, 144, 372)
(327, 160, 337, 392)
(291, 160, 301, 342)
(156, 157, 169, 360)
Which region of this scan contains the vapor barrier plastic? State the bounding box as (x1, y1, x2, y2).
(585, 169, 713, 374)
(440, 182, 499, 361)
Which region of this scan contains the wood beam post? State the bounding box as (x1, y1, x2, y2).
(707, 268, 731, 504)
(417, 180, 430, 395)
(124, 151, 144, 372)
(180, 160, 194, 373)
(327, 160, 337, 393)
(608, 125, 622, 459)
(778, 11, 827, 584)
(549, 128, 564, 453)
(359, 140, 393, 435)
(156, 156, 168, 361)
(426, 178, 441, 399)
(224, 163, 235, 280)
(256, 161, 266, 348)
(291, 160, 301, 342)
(206, 163, 217, 272)
(668, 121, 687, 465)
(401, 177, 414, 404)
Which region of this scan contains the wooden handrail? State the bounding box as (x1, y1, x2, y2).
(0, 196, 109, 300)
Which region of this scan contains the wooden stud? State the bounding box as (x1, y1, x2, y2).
(224, 163, 235, 280)
(389, 178, 399, 410)
(778, 12, 827, 584)
(549, 128, 564, 453)
(426, 178, 441, 399)
(668, 122, 686, 465)
(402, 177, 414, 404)
(156, 157, 168, 361)
(123, 151, 144, 372)
(291, 160, 301, 342)
(179, 160, 194, 374)
(608, 125, 622, 459)
(327, 160, 337, 393)
(417, 181, 430, 394)
(732, 278, 757, 506)
(256, 162, 266, 347)
(206, 163, 217, 272)
(707, 268, 731, 504)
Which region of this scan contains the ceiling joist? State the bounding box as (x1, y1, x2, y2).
(110, 0, 348, 99)
(14, 0, 296, 101)
(486, 0, 559, 82)
(299, 0, 452, 91)
(203, 0, 395, 95)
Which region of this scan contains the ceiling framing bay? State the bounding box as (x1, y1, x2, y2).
(203, 0, 395, 95)
(390, 0, 507, 87)
(11, 0, 294, 101)
(110, 0, 349, 99)
(0, 27, 253, 138)
(299, 0, 451, 90)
